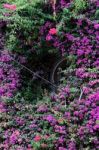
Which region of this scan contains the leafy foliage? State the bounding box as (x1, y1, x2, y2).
(0, 0, 53, 53)
(0, 0, 99, 149)
(73, 0, 88, 14)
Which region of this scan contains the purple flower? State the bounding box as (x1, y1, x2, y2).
(77, 49, 84, 56)
(64, 112, 71, 119)
(94, 24, 99, 29)
(15, 117, 25, 126)
(59, 147, 67, 150)
(0, 50, 20, 98)
(44, 114, 57, 125)
(37, 104, 48, 113)
(55, 125, 66, 134)
(58, 136, 65, 143)
(9, 131, 20, 144)
(74, 111, 79, 116)
(46, 34, 52, 41)
(0, 102, 6, 112)
(93, 125, 99, 130)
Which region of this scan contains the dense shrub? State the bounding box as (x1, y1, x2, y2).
(0, 50, 20, 97)
(0, 71, 98, 149)
(0, 20, 20, 98)
(0, 0, 54, 54)
(0, 0, 99, 149)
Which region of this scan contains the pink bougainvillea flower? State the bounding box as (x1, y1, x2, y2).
(94, 24, 99, 29)
(46, 35, 52, 41)
(0, 102, 6, 113)
(59, 147, 67, 150)
(34, 135, 42, 142)
(14, 130, 20, 136)
(49, 28, 57, 35)
(3, 4, 16, 11)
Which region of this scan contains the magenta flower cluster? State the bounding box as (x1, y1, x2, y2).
(0, 50, 20, 97)
(0, 0, 99, 149)
(0, 68, 98, 149)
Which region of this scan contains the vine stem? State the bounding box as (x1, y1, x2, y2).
(49, 0, 56, 19)
(79, 88, 83, 101)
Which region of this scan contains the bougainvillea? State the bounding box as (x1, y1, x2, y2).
(0, 50, 20, 97)
(0, 19, 20, 98)
(0, 67, 98, 149)
(0, 0, 99, 149)
(3, 4, 16, 11)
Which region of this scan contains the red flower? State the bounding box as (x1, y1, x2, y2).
(3, 4, 16, 11)
(34, 135, 42, 142)
(49, 28, 57, 35)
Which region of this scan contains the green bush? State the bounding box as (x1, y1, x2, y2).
(0, 0, 53, 53)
